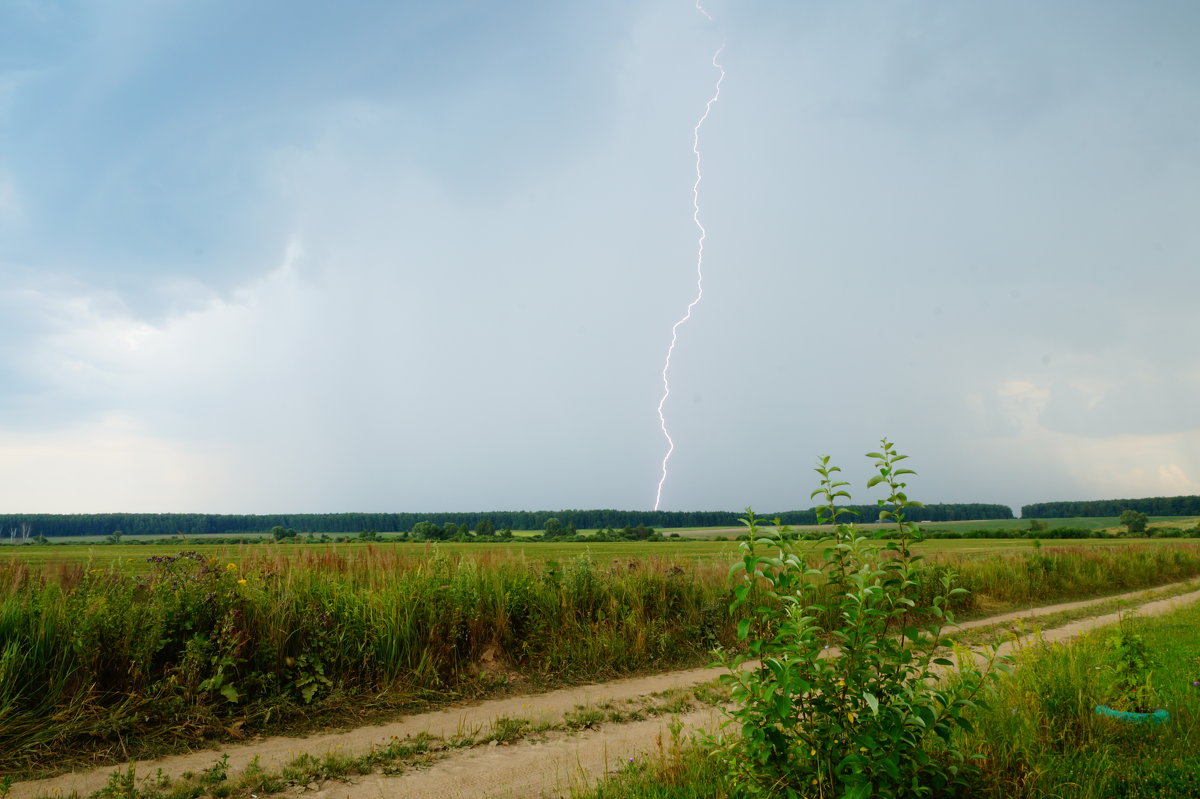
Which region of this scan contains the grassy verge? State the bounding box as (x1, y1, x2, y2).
(959, 601, 1200, 798)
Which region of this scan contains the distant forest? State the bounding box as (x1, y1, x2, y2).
(1022, 495, 1200, 519)
(0, 503, 1014, 538)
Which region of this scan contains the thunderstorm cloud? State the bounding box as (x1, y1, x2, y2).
(1, 0, 1197, 513)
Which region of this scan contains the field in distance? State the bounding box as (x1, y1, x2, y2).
(664, 515, 1200, 537)
(2, 516, 1198, 571)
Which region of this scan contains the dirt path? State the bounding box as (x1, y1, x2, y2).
(12, 579, 1200, 799)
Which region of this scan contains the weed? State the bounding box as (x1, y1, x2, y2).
(197, 755, 229, 787)
(485, 716, 533, 744)
(565, 706, 607, 730)
(1101, 616, 1157, 712)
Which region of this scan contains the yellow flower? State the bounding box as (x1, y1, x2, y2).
(810, 748, 816, 756)
(226, 562, 237, 571)
(859, 747, 868, 753)
(237, 578, 247, 585)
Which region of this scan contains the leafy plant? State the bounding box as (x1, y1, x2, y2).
(287, 652, 333, 704)
(1102, 616, 1156, 712)
(711, 439, 1007, 798)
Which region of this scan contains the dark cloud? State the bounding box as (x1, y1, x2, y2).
(0, 0, 1197, 511)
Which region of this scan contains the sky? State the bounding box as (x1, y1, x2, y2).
(1, 0, 1198, 515)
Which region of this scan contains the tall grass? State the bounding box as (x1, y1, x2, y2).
(0, 546, 735, 774)
(939, 543, 1200, 614)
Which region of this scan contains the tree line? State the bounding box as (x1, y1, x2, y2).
(0, 502, 1014, 539)
(1021, 495, 1200, 519)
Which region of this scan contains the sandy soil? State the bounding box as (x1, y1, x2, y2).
(12, 578, 1200, 799)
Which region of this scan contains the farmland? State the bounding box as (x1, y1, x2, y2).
(2, 524, 1199, 571)
(7, 506, 1200, 563)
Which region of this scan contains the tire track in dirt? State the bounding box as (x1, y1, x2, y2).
(13, 578, 1200, 799)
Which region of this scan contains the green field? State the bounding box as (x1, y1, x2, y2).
(5, 528, 1200, 779)
(3, 526, 1199, 572)
(668, 515, 1200, 537)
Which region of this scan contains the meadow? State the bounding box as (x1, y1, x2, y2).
(3, 521, 1200, 571)
(5, 535, 1200, 781)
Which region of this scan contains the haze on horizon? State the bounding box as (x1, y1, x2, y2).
(1, 1, 1197, 515)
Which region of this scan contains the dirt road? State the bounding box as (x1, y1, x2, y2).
(13, 578, 1200, 799)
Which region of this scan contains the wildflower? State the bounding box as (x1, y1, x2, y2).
(237, 579, 247, 585)
(859, 747, 868, 753)
(226, 562, 237, 571)
(810, 749, 816, 756)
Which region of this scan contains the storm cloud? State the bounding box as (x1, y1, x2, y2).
(1, 1, 1197, 513)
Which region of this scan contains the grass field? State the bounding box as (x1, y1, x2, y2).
(4, 533, 1200, 779)
(2, 530, 1198, 572)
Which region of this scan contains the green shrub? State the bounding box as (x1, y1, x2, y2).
(711, 440, 1007, 798)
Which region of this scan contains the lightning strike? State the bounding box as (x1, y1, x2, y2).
(654, 2, 725, 511)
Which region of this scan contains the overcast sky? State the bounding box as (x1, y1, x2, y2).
(2, 1, 1198, 515)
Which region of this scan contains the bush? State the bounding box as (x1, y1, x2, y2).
(711, 440, 1007, 798)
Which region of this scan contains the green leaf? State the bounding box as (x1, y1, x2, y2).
(737, 618, 751, 640)
(847, 783, 872, 799)
(863, 691, 879, 715)
(219, 683, 240, 704)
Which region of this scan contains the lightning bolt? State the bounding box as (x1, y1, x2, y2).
(654, 2, 725, 511)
